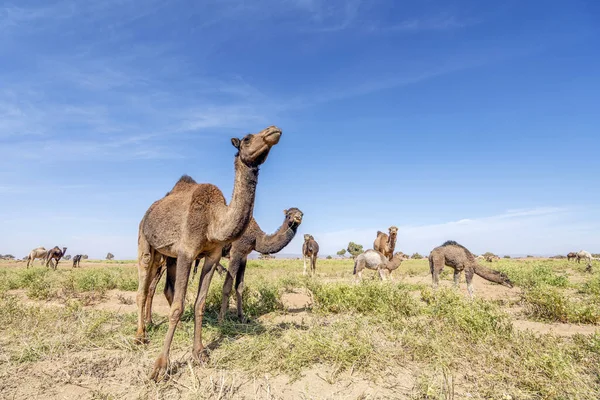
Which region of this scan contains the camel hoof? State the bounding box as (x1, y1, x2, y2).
(192, 349, 209, 365)
(149, 356, 168, 382)
(134, 335, 149, 345)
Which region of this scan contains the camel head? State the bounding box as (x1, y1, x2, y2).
(283, 208, 304, 229)
(62, 247, 67, 255)
(392, 252, 409, 261)
(231, 126, 282, 168)
(498, 272, 513, 288)
(303, 234, 313, 243)
(388, 226, 398, 238)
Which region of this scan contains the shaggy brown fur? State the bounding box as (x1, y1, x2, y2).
(429, 240, 513, 298)
(373, 226, 398, 261)
(145, 208, 303, 324)
(302, 234, 319, 276)
(135, 126, 282, 381)
(45, 246, 67, 269)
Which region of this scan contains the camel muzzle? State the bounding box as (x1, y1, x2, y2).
(261, 126, 282, 145)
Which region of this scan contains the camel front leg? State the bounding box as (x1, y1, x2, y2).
(234, 258, 248, 322)
(453, 269, 461, 288)
(150, 254, 192, 382)
(311, 255, 317, 276)
(465, 268, 475, 299)
(191, 249, 221, 364)
(303, 256, 308, 276)
(219, 255, 240, 323)
(135, 248, 160, 344)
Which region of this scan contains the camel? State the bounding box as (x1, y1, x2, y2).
(353, 250, 409, 281)
(26, 247, 47, 268)
(145, 208, 304, 325)
(373, 226, 398, 261)
(302, 234, 319, 276)
(135, 126, 282, 381)
(45, 246, 67, 269)
(72, 254, 82, 268)
(576, 250, 594, 272)
(484, 255, 500, 262)
(567, 252, 577, 261)
(429, 241, 513, 298)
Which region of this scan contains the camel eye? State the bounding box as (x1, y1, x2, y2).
(243, 136, 251, 143)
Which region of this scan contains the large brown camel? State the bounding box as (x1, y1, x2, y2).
(145, 208, 303, 325)
(373, 226, 398, 261)
(136, 126, 282, 381)
(353, 250, 408, 281)
(429, 240, 513, 298)
(26, 247, 47, 268)
(45, 246, 67, 269)
(302, 234, 319, 276)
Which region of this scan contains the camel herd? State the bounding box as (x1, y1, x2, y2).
(8, 126, 596, 382)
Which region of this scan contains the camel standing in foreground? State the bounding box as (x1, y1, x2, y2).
(145, 208, 303, 324)
(26, 247, 47, 268)
(302, 234, 319, 276)
(45, 246, 67, 269)
(576, 250, 594, 272)
(136, 126, 282, 381)
(429, 241, 513, 298)
(373, 226, 398, 261)
(353, 250, 408, 281)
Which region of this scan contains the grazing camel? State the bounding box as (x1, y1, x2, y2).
(146, 208, 304, 325)
(72, 254, 82, 268)
(26, 247, 47, 268)
(136, 126, 282, 381)
(302, 234, 319, 276)
(567, 252, 577, 261)
(429, 241, 513, 298)
(45, 246, 67, 269)
(373, 226, 398, 261)
(353, 250, 409, 281)
(576, 250, 594, 272)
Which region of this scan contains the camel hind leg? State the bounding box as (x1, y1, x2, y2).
(465, 268, 475, 298)
(219, 254, 241, 323)
(311, 255, 317, 276)
(430, 255, 443, 289)
(135, 235, 162, 344)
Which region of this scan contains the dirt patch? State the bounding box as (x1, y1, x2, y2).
(281, 288, 312, 311)
(513, 320, 599, 336)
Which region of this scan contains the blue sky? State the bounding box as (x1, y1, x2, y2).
(1, 0, 599, 259)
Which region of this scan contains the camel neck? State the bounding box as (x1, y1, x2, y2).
(213, 157, 259, 242)
(255, 221, 298, 254)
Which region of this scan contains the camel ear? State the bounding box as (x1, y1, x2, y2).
(283, 209, 288, 214)
(231, 138, 241, 149)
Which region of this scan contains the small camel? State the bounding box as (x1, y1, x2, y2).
(429, 241, 513, 298)
(72, 254, 82, 268)
(576, 250, 594, 272)
(45, 246, 67, 269)
(302, 234, 319, 276)
(353, 250, 408, 281)
(373, 226, 398, 261)
(135, 126, 281, 381)
(26, 247, 47, 268)
(145, 208, 304, 325)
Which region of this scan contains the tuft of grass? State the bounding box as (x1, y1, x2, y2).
(522, 285, 600, 324)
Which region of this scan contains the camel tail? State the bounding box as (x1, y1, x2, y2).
(473, 264, 513, 288)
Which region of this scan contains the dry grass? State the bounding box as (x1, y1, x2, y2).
(1, 257, 600, 399)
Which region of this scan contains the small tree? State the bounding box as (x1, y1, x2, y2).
(64, 255, 72, 260)
(482, 252, 498, 259)
(2, 254, 14, 259)
(411, 252, 423, 259)
(82, 254, 89, 259)
(336, 249, 347, 258)
(326, 255, 332, 259)
(503, 255, 511, 259)
(106, 252, 115, 261)
(347, 242, 364, 259)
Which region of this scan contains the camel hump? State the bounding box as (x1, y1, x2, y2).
(377, 231, 384, 236)
(168, 175, 198, 194)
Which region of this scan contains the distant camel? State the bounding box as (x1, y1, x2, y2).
(576, 250, 594, 272)
(429, 241, 513, 298)
(72, 254, 82, 268)
(353, 250, 408, 281)
(26, 247, 47, 268)
(302, 234, 319, 276)
(135, 126, 281, 381)
(485, 255, 500, 262)
(45, 246, 67, 269)
(567, 252, 577, 262)
(373, 226, 398, 261)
